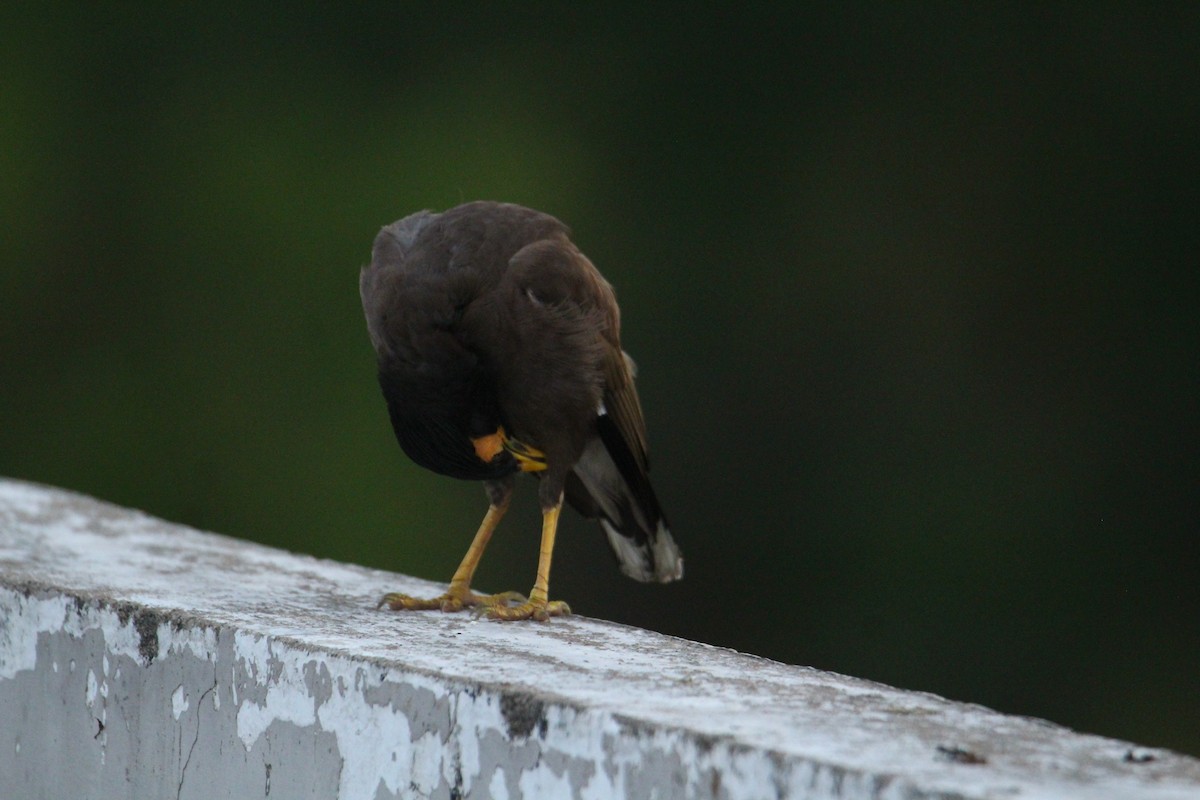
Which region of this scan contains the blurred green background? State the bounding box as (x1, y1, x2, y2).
(2, 4, 1197, 755)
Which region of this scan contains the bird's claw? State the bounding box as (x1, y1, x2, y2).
(378, 589, 527, 613)
(486, 599, 571, 622)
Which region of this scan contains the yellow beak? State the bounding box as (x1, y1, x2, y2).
(471, 427, 547, 472)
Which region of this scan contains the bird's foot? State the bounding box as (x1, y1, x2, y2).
(485, 598, 571, 622)
(378, 588, 526, 613)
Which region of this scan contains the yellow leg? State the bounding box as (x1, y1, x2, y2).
(379, 496, 525, 613)
(487, 500, 571, 621)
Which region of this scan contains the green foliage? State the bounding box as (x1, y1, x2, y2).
(2, 3, 1197, 756)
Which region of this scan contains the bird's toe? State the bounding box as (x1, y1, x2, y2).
(486, 598, 571, 622)
(378, 592, 447, 611)
(378, 588, 528, 614)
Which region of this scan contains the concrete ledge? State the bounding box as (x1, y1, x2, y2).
(1, 478, 1197, 799)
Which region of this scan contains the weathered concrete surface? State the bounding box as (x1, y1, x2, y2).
(0, 478, 1196, 800)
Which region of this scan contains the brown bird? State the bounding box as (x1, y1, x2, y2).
(361, 201, 682, 621)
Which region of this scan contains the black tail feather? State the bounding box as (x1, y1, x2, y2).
(565, 415, 682, 583)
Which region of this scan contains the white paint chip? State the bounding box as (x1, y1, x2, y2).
(488, 767, 509, 800)
(172, 685, 189, 720)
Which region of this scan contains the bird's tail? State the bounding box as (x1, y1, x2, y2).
(565, 415, 683, 583)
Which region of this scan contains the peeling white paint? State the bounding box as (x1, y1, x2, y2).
(86, 669, 98, 707)
(313, 662, 412, 799)
(519, 763, 576, 798)
(411, 731, 447, 795)
(172, 685, 188, 720)
(2, 478, 1199, 800)
(0, 594, 65, 679)
(163, 621, 219, 663)
(233, 644, 318, 750)
(488, 768, 509, 800)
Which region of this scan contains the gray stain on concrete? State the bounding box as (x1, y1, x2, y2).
(499, 692, 547, 740)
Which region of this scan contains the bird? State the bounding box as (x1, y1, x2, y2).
(360, 201, 682, 621)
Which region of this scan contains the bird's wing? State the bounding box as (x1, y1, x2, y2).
(507, 237, 680, 583)
(507, 235, 652, 467)
(601, 347, 650, 471)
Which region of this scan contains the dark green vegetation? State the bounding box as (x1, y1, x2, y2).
(2, 4, 1196, 755)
